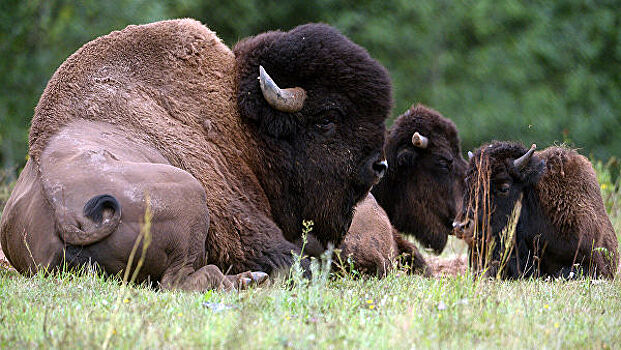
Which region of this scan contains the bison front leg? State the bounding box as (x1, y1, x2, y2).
(160, 265, 268, 291)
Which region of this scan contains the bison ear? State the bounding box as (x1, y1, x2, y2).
(523, 157, 546, 186)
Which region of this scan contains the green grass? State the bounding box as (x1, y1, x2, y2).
(0, 160, 620, 349)
(1, 267, 620, 348)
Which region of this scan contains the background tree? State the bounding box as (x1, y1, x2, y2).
(1, 0, 618, 178)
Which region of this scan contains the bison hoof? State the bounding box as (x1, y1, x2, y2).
(251, 271, 269, 285)
(231, 271, 270, 290)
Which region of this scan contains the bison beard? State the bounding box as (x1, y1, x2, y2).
(454, 141, 619, 279)
(0, 20, 392, 291)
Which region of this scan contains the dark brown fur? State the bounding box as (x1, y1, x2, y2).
(456, 142, 618, 279)
(372, 104, 467, 254)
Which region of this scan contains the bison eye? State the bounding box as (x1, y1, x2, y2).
(315, 119, 335, 134)
(436, 157, 453, 173)
(396, 147, 415, 166)
(497, 182, 511, 195)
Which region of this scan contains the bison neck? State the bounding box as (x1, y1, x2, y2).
(506, 187, 556, 277)
(371, 173, 450, 253)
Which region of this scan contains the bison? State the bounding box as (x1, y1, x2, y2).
(372, 104, 468, 254)
(341, 194, 429, 276)
(453, 142, 619, 279)
(298, 194, 429, 277)
(0, 19, 392, 290)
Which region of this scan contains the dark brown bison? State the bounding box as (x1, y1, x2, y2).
(0, 19, 391, 290)
(453, 142, 619, 279)
(372, 104, 468, 254)
(319, 104, 468, 277)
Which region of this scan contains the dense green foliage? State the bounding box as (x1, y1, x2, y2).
(1, 0, 619, 174)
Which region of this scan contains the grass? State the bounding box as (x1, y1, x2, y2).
(0, 160, 620, 349)
(1, 267, 621, 348)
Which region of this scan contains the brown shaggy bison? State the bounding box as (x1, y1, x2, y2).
(0, 19, 391, 290)
(372, 104, 468, 254)
(453, 142, 619, 279)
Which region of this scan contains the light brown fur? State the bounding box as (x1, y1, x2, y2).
(1, 20, 297, 290)
(28, 20, 265, 270)
(321, 194, 428, 277)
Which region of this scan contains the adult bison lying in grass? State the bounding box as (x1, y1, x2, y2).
(453, 142, 619, 279)
(0, 19, 392, 290)
(372, 104, 468, 254)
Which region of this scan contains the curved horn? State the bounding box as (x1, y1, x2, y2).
(468, 151, 474, 160)
(258, 65, 307, 113)
(412, 132, 429, 149)
(513, 144, 536, 170)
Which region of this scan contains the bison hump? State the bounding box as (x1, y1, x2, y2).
(29, 19, 236, 163)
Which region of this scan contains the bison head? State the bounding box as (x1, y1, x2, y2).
(453, 141, 545, 277)
(372, 105, 467, 254)
(234, 24, 391, 247)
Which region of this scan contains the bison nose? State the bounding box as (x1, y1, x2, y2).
(371, 159, 388, 179)
(451, 221, 461, 234)
(451, 218, 471, 235)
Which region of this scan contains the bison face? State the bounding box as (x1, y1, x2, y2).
(453, 142, 545, 276)
(372, 105, 467, 254)
(234, 23, 392, 246)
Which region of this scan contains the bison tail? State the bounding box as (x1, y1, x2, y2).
(394, 231, 431, 277)
(58, 194, 121, 246)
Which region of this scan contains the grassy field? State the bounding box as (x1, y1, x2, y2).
(0, 160, 619, 349)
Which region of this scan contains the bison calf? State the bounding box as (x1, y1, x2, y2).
(454, 142, 619, 279)
(296, 194, 429, 277)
